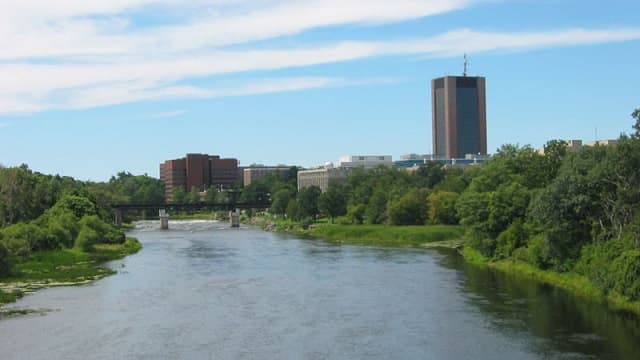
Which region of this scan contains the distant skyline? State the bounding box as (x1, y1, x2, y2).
(1, 0, 639, 180)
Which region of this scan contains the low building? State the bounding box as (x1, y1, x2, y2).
(586, 139, 618, 147)
(244, 166, 291, 186)
(297, 166, 351, 192)
(338, 155, 392, 169)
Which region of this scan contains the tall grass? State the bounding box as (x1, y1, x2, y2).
(306, 224, 465, 247)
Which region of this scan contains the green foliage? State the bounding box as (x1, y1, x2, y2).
(188, 186, 201, 204)
(346, 204, 366, 225)
(285, 199, 300, 221)
(632, 108, 640, 138)
(387, 189, 428, 225)
(270, 189, 294, 216)
(525, 234, 553, 269)
(54, 194, 97, 218)
(318, 183, 347, 221)
(307, 224, 464, 247)
(0, 222, 45, 255)
(75, 215, 125, 252)
(427, 190, 459, 225)
(494, 219, 527, 259)
(609, 250, 640, 301)
(0, 242, 10, 277)
(297, 186, 321, 219)
(364, 189, 388, 224)
(414, 162, 445, 188)
(204, 186, 218, 202)
(172, 187, 187, 203)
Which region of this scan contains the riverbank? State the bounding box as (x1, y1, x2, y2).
(249, 217, 465, 248)
(251, 216, 640, 316)
(461, 246, 640, 316)
(0, 237, 141, 310)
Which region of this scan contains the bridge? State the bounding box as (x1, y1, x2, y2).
(112, 201, 271, 229)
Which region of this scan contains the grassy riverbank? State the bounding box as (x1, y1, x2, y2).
(462, 246, 640, 315)
(0, 237, 141, 307)
(251, 217, 464, 248)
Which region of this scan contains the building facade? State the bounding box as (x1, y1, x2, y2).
(297, 167, 351, 192)
(160, 153, 238, 202)
(432, 76, 487, 159)
(338, 155, 393, 169)
(243, 167, 291, 186)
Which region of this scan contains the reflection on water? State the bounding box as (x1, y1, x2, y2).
(0, 221, 638, 359)
(437, 249, 640, 359)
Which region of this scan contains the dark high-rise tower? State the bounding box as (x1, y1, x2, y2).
(432, 74, 487, 159)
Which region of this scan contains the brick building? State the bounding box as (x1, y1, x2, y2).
(160, 153, 239, 202)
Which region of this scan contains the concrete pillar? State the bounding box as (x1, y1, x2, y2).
(229, 209, 240, 228)
(114, 209, 123, 227)
(159, 209, 169, 230)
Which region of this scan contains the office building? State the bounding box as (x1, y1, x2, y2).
(160, 153, 238, 202)
(432, 75, 487, 159)
(243, 166, 291, 186)
(297, 166, 351, 192)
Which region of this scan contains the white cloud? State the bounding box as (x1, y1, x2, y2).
(0, 0, 472, 60)
(0, 0, 639, 116)
(147, 110, 189, 119)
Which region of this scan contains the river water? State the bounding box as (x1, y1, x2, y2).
(1, 220, 639, 359)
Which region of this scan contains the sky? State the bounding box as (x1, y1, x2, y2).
(0, 0, 639, 181)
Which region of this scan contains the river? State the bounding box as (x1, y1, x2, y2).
(1, 220, 639, 359)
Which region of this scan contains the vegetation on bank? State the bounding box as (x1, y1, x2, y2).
(0, 170, 147, 307)
(0, 237, 141, 307)
(252, 217, 464, 247)
(461, 247, 640, 315)
(244, 108, 640, 315)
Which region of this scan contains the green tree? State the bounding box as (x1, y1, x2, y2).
(364, 189, 388, 224)
(632, 108, 640, 138)
(387, 189, 428, 225)
(427, 191, 459, 225)
(188, 186, 201, 204)
(0, 242, 11, 277)
(204, 186, 218, 202)
(297, 186, 321, 219)
(319, 183, 348, 222)
(172, 187, 187, 203)
(54, 194, 97, 218)
(414, 162, 445, 188)
(285, 199, 300, 221)
(270, 189, 294, 216)
(347, 204, 366, 225)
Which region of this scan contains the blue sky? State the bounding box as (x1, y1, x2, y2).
(0, 0, 639, 181)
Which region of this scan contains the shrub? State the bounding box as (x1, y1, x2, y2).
(54, 195, 97, 218)
(75, 226, 99, 252)
(75, 215, 125, 251)
(495, 219, 527, 259)
(609, 250, 640, 301)
(527, 234, 553, 269)
(0, 243, 10, 277)
(0, 222, 45, 256)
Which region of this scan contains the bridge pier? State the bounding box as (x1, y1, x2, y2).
(159, 209, 169, 230)
(229, 209, 240, 228)
(114, 209, 123, 227)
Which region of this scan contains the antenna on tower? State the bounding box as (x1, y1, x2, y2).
(463, 54, 468, 77)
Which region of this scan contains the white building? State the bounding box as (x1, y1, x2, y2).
(337, 155, 392, 169)
(297, 167, 350, 192)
